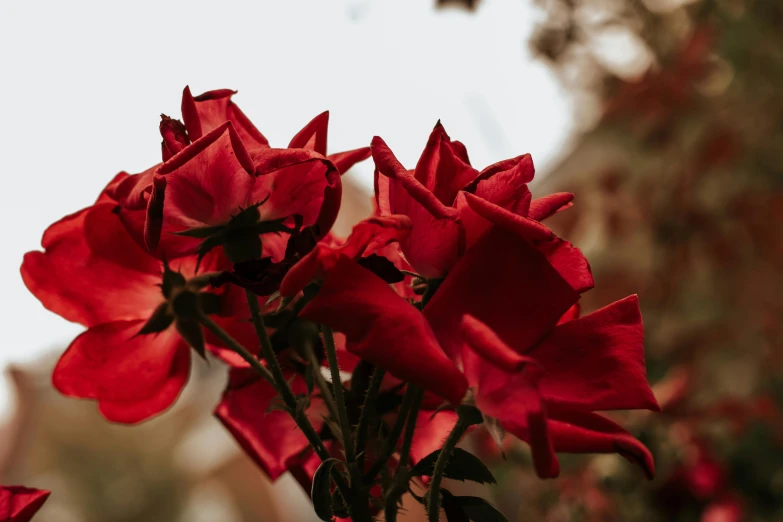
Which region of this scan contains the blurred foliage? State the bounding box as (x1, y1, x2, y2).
(466, 0, 783, 521)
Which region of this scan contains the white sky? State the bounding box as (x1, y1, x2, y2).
(0, 0, 575, 413)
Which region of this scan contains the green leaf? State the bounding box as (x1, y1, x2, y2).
(172, 224, 224, 238)
(454, 494, 508, 522)
(176, 318, 205, 359)
(411, 448, 496, 485)
(138, 303, 174, 335)
(311, 458, 343, 521)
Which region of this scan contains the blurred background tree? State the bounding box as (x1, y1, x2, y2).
(452, 0, 783, 520)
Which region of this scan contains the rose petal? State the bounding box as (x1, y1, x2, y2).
(528, 192, 574, 221)
(536, 238, 595, 294)
(328, 147, 371, 175)
(0, 486, 50, 522)
(410, 409, 459, 464)
(181, 86, 269, 148)
(545, 405, 656, 479)
(21, 204, 163, 326)
(288, 111, 329, 155)
(424, 226, 579, 361)
(460, 315, 538, 372)
(299, 256, 467, 404)
(53, 320, 185, 404)
(532, 295, 660, 412)
(413, 122, 479, 206)
(280, 215, 412, 297)
(98, 343, 191, 424)
(215, 370, 326, 480)
(152, 122, 256, 257)
(250, 147, 341, 238)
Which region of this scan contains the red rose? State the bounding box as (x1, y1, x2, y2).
(372, 124, 592, 294)
(21, 203, 244, 423)
(0, 486, 49, 522)
(281, 222, 657, 478)
(108, 87, 370, 259)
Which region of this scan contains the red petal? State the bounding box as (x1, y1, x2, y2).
(152, 122, 256, 257)
(215, 370, 326, 480)
(465, 154, 534, 215)
(470, 153, 535, 188)
(98, 343, 191, 424)
(181, 86, 269, 148)
(413, 122, 479, 206)
(536, 238, 595, 293)
(288, 111, 329, 156)
(0, 486, 50, 522)
(328, 147, 371, 175)
(250, 147, 341, 239)
(410, 410, 459, 464)
(461, 192, 554, 242)
(374, 162, 462, 277)
(466, 357, 558, 479)
(53, 320, 185, 404)
(557, 303, 581, 325)
(371, 136, 459, 221)
(279, 215, 413, 297)
(545, 405, 656, 479)
(460, 315, 537, 372)
(532, 295, 660, 412)
(424, 226, 579, 361)
(21, 204, 163, 327)
(299, 256, 467, 404)
(528, 192, 574, 221)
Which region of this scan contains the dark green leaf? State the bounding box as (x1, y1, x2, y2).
(311, 458, 342, 521)
(454, 494, 508, 522)
(173, 224, 224, 238)
(411, 448, 496, 484)
(138, 303, 174, 335)
(176, 319, 205, 359)
(441, 489, 470, 522)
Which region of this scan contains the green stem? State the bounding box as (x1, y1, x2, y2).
(322, 325, 370, 521)
(199, 314, 275, 387)
(383, 386, 424, 522)
(426, 411, 471, 522)
(304, 345, 340, 422)
(355, 366, 386, 469)
(322, 325, 356, 462)
(238, 292, 351, 498)
(365, 384, 422, 482)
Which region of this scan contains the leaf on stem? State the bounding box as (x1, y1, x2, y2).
(411, 448, 497, 485)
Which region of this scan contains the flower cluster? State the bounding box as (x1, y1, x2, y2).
(22, 88, 658, 522)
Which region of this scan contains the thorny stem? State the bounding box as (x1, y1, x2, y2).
(321, 325, 371, 521)
(238, 291, 351, 499)
(304, 345, 340, 422)
(384, 386, 424, 522)
(355, 366, 387, 469)
(198, 314, 275, 387)
(426, 409, 472, 522)
(365, 384, 422, 482)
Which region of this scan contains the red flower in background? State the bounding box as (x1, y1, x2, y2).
(0, 486, 49, 522)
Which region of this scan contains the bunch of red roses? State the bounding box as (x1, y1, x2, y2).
(18, 87, 659, 522)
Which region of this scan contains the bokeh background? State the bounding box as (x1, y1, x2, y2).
(1, 0, 781, 520)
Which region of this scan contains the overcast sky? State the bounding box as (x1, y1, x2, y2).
(0, 0, 575, 415)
